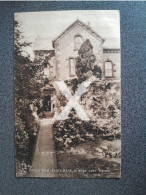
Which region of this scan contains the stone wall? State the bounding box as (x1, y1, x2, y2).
(54, 24, 103, 81)
(33, 32, 120, 83)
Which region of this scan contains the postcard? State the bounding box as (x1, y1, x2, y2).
(15, 10, 121, 178)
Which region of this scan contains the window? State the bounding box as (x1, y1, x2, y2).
(43, 60, 48, 68)
(105, 61, 114, 77)
(74, 35, 83, 51)
(69, 58, 76, 76)
(44, 67, 50, 77)
(43, 56, 51, 77)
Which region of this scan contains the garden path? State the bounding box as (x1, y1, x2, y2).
(29, 118, 57, 177)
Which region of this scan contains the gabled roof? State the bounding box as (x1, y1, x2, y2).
(33, 38, 54, 51)
(33, 21, 120, 51)
(103, 38, 120, 49)
(53, 19, 105, 47)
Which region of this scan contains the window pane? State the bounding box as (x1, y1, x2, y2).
(105, 69, 112, 77)
(105, 62, 113, 77)
(75, 35, 82, 50)
(70, 58, 75, 76)
(105, 62, 112, 69)
(76, 36, 82, 43)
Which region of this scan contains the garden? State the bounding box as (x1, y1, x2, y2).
(53, 39, 121, 178)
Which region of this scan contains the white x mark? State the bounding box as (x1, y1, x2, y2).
(55, 80, 91, 121)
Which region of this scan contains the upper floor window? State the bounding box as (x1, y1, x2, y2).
(105, 60, 114, 77)
(74, 35, 83, 51)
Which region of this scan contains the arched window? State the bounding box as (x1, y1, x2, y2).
(105, 60, 114, 77)
(74, 35, 83, 51)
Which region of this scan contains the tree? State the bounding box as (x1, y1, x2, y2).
(67, 39, 102, 93)
(76, 39, 102, 81)
(14, 20, 40, 175)
(53, 39, 121, 149)
(14, 20, 31, 61)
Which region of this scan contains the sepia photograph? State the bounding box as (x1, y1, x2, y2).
(14, 10, 121, 178)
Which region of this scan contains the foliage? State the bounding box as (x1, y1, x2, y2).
(54, 82, 121, 150)
(15, 115, 29, 162)
(65, 39, 102, 94)
(53, 110, 101, 149)
(14, 20, 32, 62)
(15, 20, 40, 175)
(76, 39, 102, 81)
(53, 39, 121, 150)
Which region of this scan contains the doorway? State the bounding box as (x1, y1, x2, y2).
(43, 95, 51, 112)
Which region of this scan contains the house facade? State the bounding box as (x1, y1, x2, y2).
(33, 20, 120, 117)
(34, 20, 120, 83)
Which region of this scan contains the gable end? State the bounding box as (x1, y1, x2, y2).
(52, 19, 105, 48)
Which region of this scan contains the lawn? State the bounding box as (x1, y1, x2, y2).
(55, 139, 121, 178)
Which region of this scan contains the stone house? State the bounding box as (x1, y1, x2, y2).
(33, 20, 120, 116)
(34, 19, 120, 82)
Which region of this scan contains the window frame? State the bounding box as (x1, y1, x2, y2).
(104, 59, 115, 78)
(69, 57, 76, 77)
(74, 34, 83, 51)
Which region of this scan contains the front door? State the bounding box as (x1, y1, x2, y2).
(43, 95, 51, 112)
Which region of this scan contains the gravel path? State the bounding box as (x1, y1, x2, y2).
(29, 119, 57, 177)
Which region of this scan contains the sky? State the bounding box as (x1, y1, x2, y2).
(15, 10, 120, 59)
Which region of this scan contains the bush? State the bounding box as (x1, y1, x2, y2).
(53, 110, 103, 150)
(15, 20, 41, 176)
(15, 115, 29, 162)
(53, 39, 121, 150)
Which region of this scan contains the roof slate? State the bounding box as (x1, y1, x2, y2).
(102, 38, 120, 49)
(33, 38, 54, 51)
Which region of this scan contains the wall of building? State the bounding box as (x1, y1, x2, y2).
(33, 31, 120, 82)
(103, 51, 121, 81)
(54, 24, 103, 81)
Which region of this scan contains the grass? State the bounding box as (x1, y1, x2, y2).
(55, 139, 121, 178)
